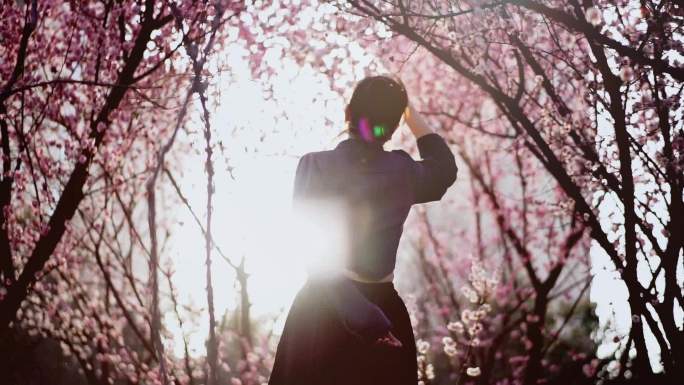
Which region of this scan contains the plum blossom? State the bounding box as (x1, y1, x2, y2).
(585, 7, 603, 26)
(417, 339, 431, 354)
(447, 321, 464, 334)
(619, 66, 634, 82)
(466, 367, 481, 377)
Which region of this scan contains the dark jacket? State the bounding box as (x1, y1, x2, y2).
(292, 132, 457, 340)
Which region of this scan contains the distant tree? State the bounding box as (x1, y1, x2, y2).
(398, 120, 595, 385)
(0, 0, 252, 384)
(339, 0, 684, 381)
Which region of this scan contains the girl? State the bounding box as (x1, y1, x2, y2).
(269, 75, 457, 385)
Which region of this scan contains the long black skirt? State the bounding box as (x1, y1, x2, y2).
(269, 278, 418, 385)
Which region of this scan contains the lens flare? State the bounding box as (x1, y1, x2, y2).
(291, 197, 349, 275)
(358, 117, 373, 142)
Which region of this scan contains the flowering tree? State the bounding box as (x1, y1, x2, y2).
(3, 0, 681, 384)
(385, 107, 596, 385)
(0, 0, 258, 383)
(338, 0, 684, 381)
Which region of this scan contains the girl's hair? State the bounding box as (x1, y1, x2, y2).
(345, 75, 408, 144)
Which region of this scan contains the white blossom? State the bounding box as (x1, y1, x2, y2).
(444, 344, 458, 357)
(585, 7, 602, 26)
(466, 367, 481, 377)
(620, 66, 634, 82)
(447, 321, 464, 334)
(417, 339, 430, 354)
(425, 363, 435, 379)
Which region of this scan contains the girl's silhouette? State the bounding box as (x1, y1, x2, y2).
(269, 75, 457, 385)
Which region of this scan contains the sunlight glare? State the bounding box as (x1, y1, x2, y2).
(164, 50, 363, 358)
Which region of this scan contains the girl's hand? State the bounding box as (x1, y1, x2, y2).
(403, 103, 434, 139)
(374, 331, 403, 348)
(387, 75, 434, 137)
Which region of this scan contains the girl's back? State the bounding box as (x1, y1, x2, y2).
(294, 132, 456, 281)
(270, 75, 457, 385)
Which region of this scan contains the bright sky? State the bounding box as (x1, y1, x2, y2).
(162, 42, 365, 357)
